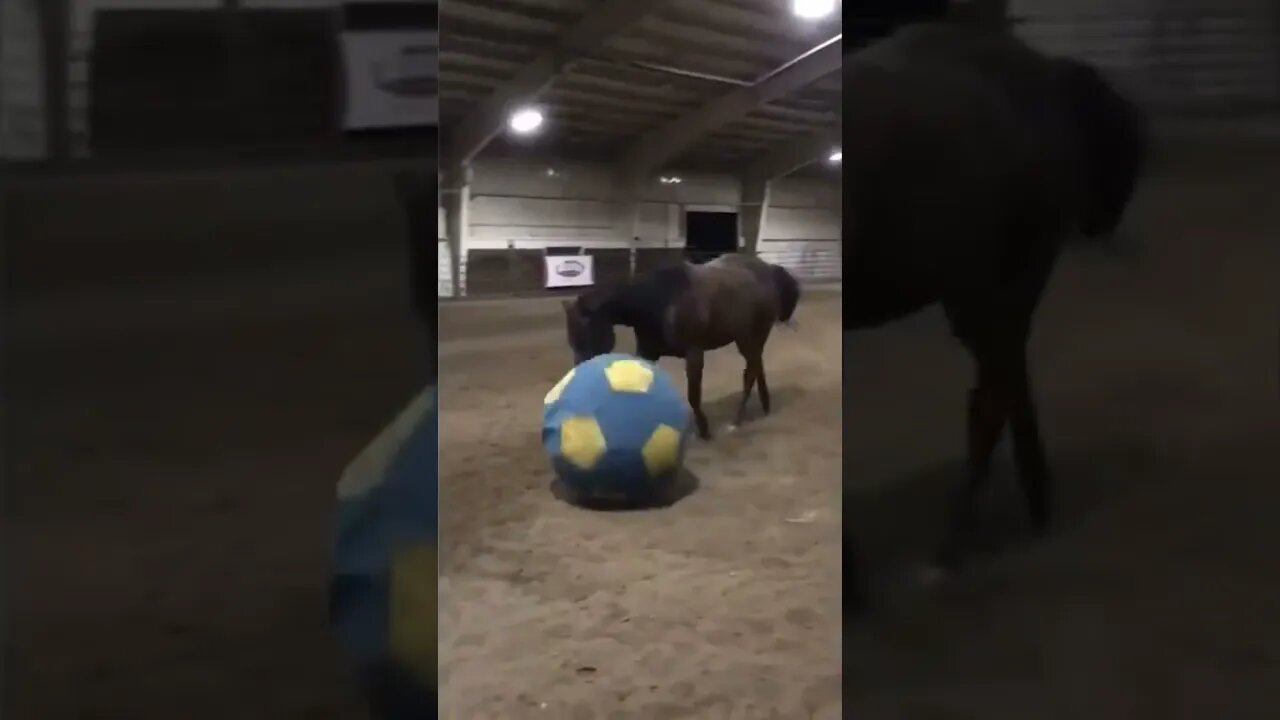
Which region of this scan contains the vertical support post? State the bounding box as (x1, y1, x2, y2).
(616, 202, 640, 277)
(442, 163, 471, 298)
(739, 175, 771, 258)
(612, 172, 643, 278)
(505, 238, 517, 293)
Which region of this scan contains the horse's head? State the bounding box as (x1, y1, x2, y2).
(562, 296, 616, 365)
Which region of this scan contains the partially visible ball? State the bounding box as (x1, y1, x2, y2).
(542, 353, 692, 504)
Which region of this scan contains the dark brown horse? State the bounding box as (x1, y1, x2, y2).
(563, 253, 801, 439)
(844, 24, 1147, 609)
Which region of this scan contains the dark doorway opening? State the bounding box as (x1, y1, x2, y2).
(684, 211, 739, 264)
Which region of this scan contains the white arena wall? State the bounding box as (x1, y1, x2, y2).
(437, 158, 842, 296)
(1012, 0, 1280, 112)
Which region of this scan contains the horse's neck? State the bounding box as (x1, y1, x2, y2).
(593, 293, 631, 329)
(605, 280, 676, 348)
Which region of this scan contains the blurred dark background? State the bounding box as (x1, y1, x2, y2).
(2, 1, 434, 717)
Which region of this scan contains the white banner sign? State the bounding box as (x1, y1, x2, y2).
(544, 255, 595, 288)
(341, 30, 438, 130)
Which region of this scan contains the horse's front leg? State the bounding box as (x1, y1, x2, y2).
(685, 349, 711, 440)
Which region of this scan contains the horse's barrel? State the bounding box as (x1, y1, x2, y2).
(542, 354, 693, 504)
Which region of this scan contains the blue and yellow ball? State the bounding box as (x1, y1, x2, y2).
(331, 387, 438, 715)
(542, 353, 692, 503)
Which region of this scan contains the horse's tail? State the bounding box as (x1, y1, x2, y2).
(1054, 57, 1148, 242)
(770, 264, 801, 324)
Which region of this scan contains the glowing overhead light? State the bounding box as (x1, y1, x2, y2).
(827, 149, 842, 163)
(507, 107, 544, 135)
(659, 175, 682, 184)
(791, 0, 835, 20)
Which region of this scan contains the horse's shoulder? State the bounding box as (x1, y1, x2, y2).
(645, 265, 693, 299)
(609, 265, 685, 323)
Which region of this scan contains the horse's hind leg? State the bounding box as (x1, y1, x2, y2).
(731, 339, 767, 428)
(737, 325, 773, 422)
(686, 349, 712, 440)
(732, 361, 758, 429)
(939, 239, 1057, 567)
(1007, 349, 1051, 531)
(937, 339, 1015, 569)
(755, 356, 771, 415)
(754, 325, 773, 414)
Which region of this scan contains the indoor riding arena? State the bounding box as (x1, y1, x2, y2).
(439, 292, 842, 718)
(437, 0, 842, 716)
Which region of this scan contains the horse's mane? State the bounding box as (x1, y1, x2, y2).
(573, 285, 610, 313)
(579, 264, 690, 328)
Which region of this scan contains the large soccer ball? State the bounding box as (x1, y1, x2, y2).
(331, 388, 437, 714)
(542, 353, 692, 504)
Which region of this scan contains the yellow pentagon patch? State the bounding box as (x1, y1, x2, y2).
(388, 543, 438, 688)
(641, 424, 681, 476)
(545, 368, 575, 405)
(560, 415, 607, 469)
(604, 359, 654, 394)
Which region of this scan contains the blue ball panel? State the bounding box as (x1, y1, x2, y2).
(541, 353, 692, 500)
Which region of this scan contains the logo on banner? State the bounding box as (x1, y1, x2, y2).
(555, 260, 585, 278)
(372, 44, 436, 98)
(544, 255, 594, 288)
(341, 30, 437, 130)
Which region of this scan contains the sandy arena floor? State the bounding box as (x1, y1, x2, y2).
(5, 255, 425, 719)
(437, 291, 844, 718)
